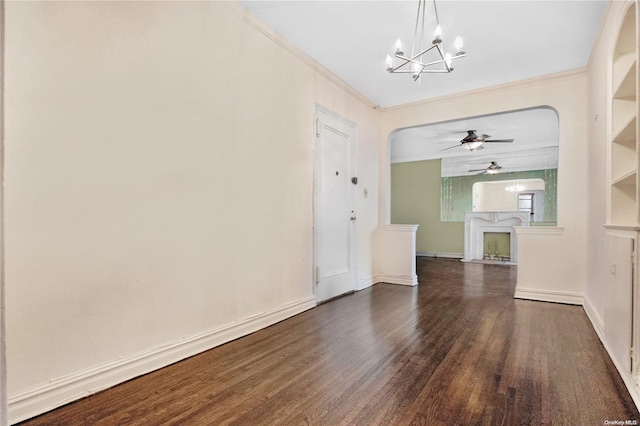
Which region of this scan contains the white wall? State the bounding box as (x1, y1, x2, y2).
(379, 71, 589, 304)
(4, 1, 379, 422)
(585, 0, 626, 334)
(583, 0, 640, 406)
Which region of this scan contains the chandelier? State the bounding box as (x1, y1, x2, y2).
(386, 0, 466, 82)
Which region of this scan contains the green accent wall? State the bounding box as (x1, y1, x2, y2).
(391, 159, 464, 255)
(391, 160, 558, 255)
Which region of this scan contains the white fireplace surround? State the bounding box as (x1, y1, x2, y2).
(462, 211, 531, 264)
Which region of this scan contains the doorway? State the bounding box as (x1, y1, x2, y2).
(314, 106, 357, 302)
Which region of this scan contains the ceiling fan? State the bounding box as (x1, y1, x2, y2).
(468, 161, 503, 175)
(442, 130, 515, 151)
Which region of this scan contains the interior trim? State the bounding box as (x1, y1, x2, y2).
(374, 273, 418, 287)
(218, 1, 376, 110)
(8, 296, 316, 424)
(416, 251, 464, 259)
(514, 226, 564, 235)
(583, 295, 640, 413)
(514, 287, 583, 305)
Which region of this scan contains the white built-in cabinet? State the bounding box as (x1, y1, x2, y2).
(605, 1, 639, 378)
(610, 2, 638, 224)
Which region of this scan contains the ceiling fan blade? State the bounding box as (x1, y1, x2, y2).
(484, 139, 514, 143)
(468, 168, 486, 172)
(440, 144, 461, 151)
(481, 134, 491, 139)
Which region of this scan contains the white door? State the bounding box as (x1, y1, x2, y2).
(314, 107, 357, 302)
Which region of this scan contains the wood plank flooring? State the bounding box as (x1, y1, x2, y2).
(18, 258, 640, 425)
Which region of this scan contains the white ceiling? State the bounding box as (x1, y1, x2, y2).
(391, 107, 559, 174)
(238, 0, 607, 108)
(238, 0, 604, 171)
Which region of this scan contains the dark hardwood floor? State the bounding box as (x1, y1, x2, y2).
(19, 258, 639, 425)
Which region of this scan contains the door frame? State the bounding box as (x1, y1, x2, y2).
(313, 104, 358, 302)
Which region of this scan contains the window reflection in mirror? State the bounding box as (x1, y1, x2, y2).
(472, 179, 548, 222)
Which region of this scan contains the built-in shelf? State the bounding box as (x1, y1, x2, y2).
(610, 188, 637, 225)
(612, 142, 637, 183)
(612, 169, 637, 186)
(611, 184, 637, 223)
(613, 54, 637, 100)
(613, 115, 637, 143)
(612, 100, 637, 136)
(608, 2, 638, 228)
(605, 1, 640, 385)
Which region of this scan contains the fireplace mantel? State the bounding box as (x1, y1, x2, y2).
(462, 211, 531, 264)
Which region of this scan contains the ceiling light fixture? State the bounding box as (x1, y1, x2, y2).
(469, 162, 502, 175)
(386, 0, 466, 82)
(462, 141, 484, 151)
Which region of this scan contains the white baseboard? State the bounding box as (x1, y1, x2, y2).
(416, 251, 463, 259)
(374, 273, 418, 286)
(8, 296, 316, 425)
(513, 287, 583, 305)
(357, 276, 374, 290)
(583, 295, 640, 412)
(582, 296, 604, 339)
(518, 291, 640, 410)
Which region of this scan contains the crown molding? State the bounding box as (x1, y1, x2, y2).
(219, 1, 378, 111)
(379, 67, 587, 113)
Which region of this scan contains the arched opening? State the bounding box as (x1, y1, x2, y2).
(390, 106, 558, 258)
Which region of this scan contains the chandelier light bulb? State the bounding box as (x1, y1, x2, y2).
(395, 38, 404, 55)
(410, 62, 421, 76)
(445, 52, 453, 67)
(455, 36, 464, 52)
(386, 54, 394, 71)
(433, 25, 443, 43)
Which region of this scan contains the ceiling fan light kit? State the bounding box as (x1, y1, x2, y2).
(468, 161, 503, 175)
(442, 130, 515, 152)
(386, 0, 466, 82)
(462, 141, 484, 151)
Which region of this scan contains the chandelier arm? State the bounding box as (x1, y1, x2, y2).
(388, 69, 452, 74)
(395, 44, 438, 63)
(387, 55, 417, 73)
(420, 58, 449, 68)
(389, 50, 463, 74)
(434, 43, 452, 72)
(422, 55, 466, 67)
(387, 61, 412, 73)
